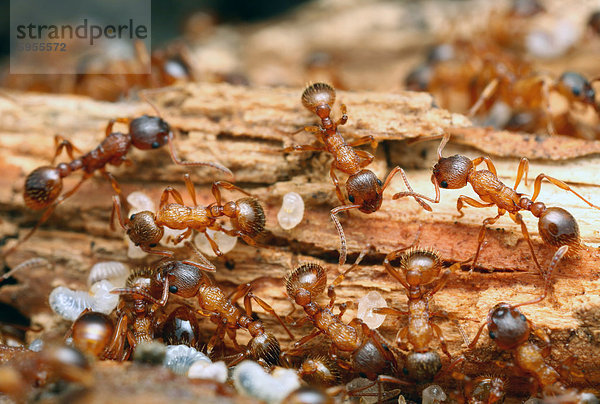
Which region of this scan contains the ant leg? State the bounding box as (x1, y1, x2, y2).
(388, 166, 436, 211)
(104, 314, 128, 360)
(226, 328, 242, 351)
(394, 326, 409, 351)
(110, 195, 130, 231)
(330, 204, 361, 266)
(354, 150, 375, 168)
(282, 143, 325, 153)
(328, 244, 372, 308)
(468, 78, 499, 117)
(335, 104, 348, 126)
(158, 186, 185, 211)
(172, 228, 192, 245)
(167, 134, 233, 177)
(99, 169, 122, 195)
(211, 181, 251, 206)
(329, 165, 346, 204)
(293, 328, 322, 349)
(247, 292, 295, 339)
(52, 135, 82, 164)
(514, 157, 529, 189)
(456, 195, 495, 218)
(510, 212, 543, 276)
(347, 135, 378, 149)
(470, 211, 505, 272)
(203, 231, 223, 257)
(105, 117, 130, 137)
(182, 240, 216, 272)
(431, 323, 452, 359)
(467, 321, 489, 350)
(530, 174, 600, 209)
(183, 173, 198, 206)
(470, 156, 498, 177)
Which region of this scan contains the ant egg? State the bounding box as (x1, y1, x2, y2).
(194, 225, 237, 257)
(277, 192, 304, 230)
(88, 280, 120, 314)
(422, 384, 446, 404)
(233, 360, 301, 404)
(164, 345, 211, 376)
(49, 286, 94, 321)
(127, 191, 155, 212)
(357, 291, 387, 329)
(188, 360, 228, 383)
(87, 261, 129, 288)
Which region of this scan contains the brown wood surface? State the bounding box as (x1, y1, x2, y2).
(1, 84, 600, 398)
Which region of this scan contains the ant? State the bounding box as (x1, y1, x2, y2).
(374, 247, 457, 382)
(467, 246, 591, 397)
(111, 174, 265, 263)
(285, 248, 408, 399)
(285, 82, 429, 265)
(113, 260, 293, 366)
(450, 373, 506, 404)
(5, 105, 232, 257)
(394, 134, 600, 273)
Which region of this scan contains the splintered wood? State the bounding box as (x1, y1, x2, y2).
(1, 84, 600, 395)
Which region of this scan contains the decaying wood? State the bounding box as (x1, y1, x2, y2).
(1, 84, 600, 396)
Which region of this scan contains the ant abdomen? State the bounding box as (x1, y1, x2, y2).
(128, 115, 171, 150)
(162, 306, 201, 348)
(23, 166, 63, 210)
(71, 311, 114, 357)
(301, 82, 335, 113)
(249, 332, 281, 366)
(228, 197, 266, 238)
(127, 211, 164, 247)
(351, 339, 392, 378)
(286, 263, 328, 301)
(346, 170, 383, 213)
(404, 351, 442, 382)
(432, 155, 472, 189)
(538, 207, 580, 251)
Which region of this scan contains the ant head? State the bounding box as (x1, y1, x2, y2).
(302, 82, 336, 114)
(403, 351, 442, 382)
(405, 65, 432, 92)
(346, 170, 384, 213)
(538, 207, 580, 250)
(249, 332, 281, 366)
(127, 211, 164, 247)
(227, 197, 266, 238)
(432, 155, 472, 189)
(129, 115, 171, 150)
(487, 303, 530, 350)
(24, 166, 63, 210)
(71, 311, 114, 357)
(160, 261, 204, 298)
(400, 248, 442, 286)
(286, 263, 327, 303)
(557, 72, 596, 105)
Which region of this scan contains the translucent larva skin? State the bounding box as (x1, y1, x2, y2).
(356, 291, 387, 330)
(163, 345, 211, 376)
(49, 287, 94, 322)
(277, 192, 305, 230)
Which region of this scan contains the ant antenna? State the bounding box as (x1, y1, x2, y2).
(437, 134, 451, 160)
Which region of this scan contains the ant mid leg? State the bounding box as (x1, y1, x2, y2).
(530, 174, 600, 210)
(211, 181, 251, 206)
(470, 211, 505, 272)
(52, 135, 82, 163)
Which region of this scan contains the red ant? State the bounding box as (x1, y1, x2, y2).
(111, 174, 265, 264)
(285, 248, 408, 399)
(467, 246, 592, 398)
(113, 260, 293, 366)
(394, 134, 600, 273)
(285, 82, 429, 265)
(5, 106, 232, 257)
(375, 247, 458, 381)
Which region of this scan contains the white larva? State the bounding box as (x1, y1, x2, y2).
(357, 290, 387, 330)
(277, 192, 304, 230)
(187, 360, 228, 383)
(422, 384, 447, 404)
(163, 345, 211, 376)
(49, 286, 94, 321)
(233, 360, 300, 404)
(89, 280, 120, 314)
(87, 261, 129, 287)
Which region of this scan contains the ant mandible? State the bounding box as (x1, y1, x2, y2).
(6, 105, 232, 257)
(393, 134, 600, 274)
(111, 174, 265, 263)
(375, 247, 458, 381)
(285, 82, 429, 265)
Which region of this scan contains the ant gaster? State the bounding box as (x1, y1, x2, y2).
(6, 110, 232, 256)
(394, 135, 600, 273)
(111, 174, 265, 265)
(285, 82, 429, 265)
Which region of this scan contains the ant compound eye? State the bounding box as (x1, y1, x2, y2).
(169, 285, 178, 293)
(440, 180, 448, 188)
(129, 213, 136, 220)
(520, 314, 526, 322)
(376, 179, 383, 186)
(571, 87, 581, 96)
(149, 243, 157, 248)
(151, 141, 160, 149)
(348, 195, 355, 203)
(489, 330, 496, 339)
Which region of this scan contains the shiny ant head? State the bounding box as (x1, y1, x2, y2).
(470, 376, 505, 404)
(225, 197, 266, 238)
(432, 155, 473, 189)
(537, 206, 580, 250)
(127, 211, 164, 247)
(400, 248, 443, 286)
(286, 263, 327, 305)
(248, 331, 281, 366)
(557, 72, 596, 105)
(24, 166, 63, 210)
(487, 303, 530, 350)
(129, 115, 171, 150)
(405, 65, 432, 92)
(302, 82, 336, 119)
(346, 170, 384, 213)
(158, 261, 205, 298)
(71, 311, 114, 357)
(403, 351, 442, 382)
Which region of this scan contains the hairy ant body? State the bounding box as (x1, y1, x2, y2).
(285, 82, 427, 264)
(451, 373, 506, 404)
(114, 260, 293, 366)
(467, 246, 591, 397)
(285, 250, 407, 398)
(111, 174, 264, 262)
(6, 111, 231, 257)
(375, 247, 456, 381)
(395, 135, 600, 273)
